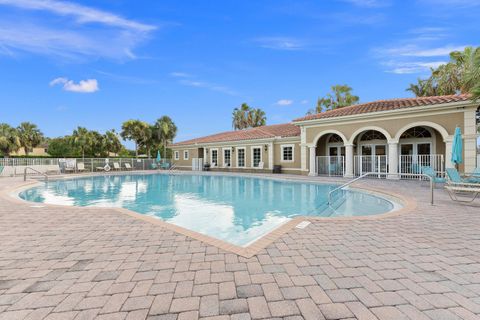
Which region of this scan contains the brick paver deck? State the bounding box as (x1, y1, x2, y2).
(1, 175, 479, 320)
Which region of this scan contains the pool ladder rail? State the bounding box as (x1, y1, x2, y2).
(24, 166, 49, 182)
(327, 172, 434, 206)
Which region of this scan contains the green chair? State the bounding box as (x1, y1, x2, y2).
(468, 168, 480, 183)
(446, 168, 479, 184)
(421, 166, 446, 185)
(0, 165, 3, 175)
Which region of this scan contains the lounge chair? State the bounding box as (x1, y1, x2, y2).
(257, 161, 264, 169)
(446, 168, 479, 184)
(445, 183, 480, 203)
(113, 162, 121, 171)
(421, 166, 446, 185)
(161, 162, 170, 170)
(77, 162, 86, 172)
(0, 165, 3, 175)
(124, 163, 132, 170)
(467, 168, 480, 183)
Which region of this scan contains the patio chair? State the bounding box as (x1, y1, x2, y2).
(445, 183, 480, 203)
(421, 166, 446, 186)
(151, 163, 158, 170)
(113, 162, 121, 171)
(77, 162, 86, 172)
(257, 162, 264, 169)
(467, 168, 480, 183)
(446, 168, 479, 184)
(124, 163, 133, 170)
(161, 161, 171, 170)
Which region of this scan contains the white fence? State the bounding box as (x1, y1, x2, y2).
(0, 157, 172, 177)
(354, 155, 388, 177)
(399, 154, 444, 179)
(316, 156, 345, 176)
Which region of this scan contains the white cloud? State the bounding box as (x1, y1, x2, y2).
(275, 99, 293, 106)
(300, 99, 309, 104)
(0, 0, 155, 32)
(50, 77, 99, 93)
(386, 61, 447, 74)
(170, 72, 193, 78)
(253, 37, 306, 51)
(170, 72, 237, 96)
(0, 0, 156, 60)
(382, 44, 469, 57)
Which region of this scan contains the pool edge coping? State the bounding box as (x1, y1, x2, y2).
(3, 172, 417, 258)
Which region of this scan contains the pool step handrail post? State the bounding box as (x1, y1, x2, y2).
(328, 172, 434, 206)
(24, 166, 48, 182)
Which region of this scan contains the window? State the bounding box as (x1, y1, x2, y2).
(328, 134, 343, 143)
(360, 130, 387, 141)
(400, 127, 432, 139)
(184, 150, 189, 160)
(174, 151, 180, 160)
(211, 149, 218, 166)
(252, 147, 261, 167)
(281, 145, 294, 162)
(237, 148, 245, 167)
(223, 149, 231, 167)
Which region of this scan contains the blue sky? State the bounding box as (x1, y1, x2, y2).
(0, 0, 479, 146)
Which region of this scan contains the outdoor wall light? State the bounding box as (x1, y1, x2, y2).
(264, 145, 268, 152)
(232, 147, 235, 153)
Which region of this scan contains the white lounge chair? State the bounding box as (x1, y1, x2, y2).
(113, 162, 121, 171)
(77, 162, 86, 172)
(257, 161, 264, 170)
(124, 163, 132, 170)
(445, 183, 480, 203)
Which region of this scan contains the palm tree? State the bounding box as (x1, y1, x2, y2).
(103, 130, 123, 156)
(71, 127, 92, 159)
(0, 123, 20, 156)
(232, 103, 267, 130)
(249, 108, 266, 127)
(311, 85, 359, 114)
(120, 120, 151, 158)
(153, 116, 178, 158)
(16, 122, 44, 156)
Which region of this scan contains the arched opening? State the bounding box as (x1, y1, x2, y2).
(314, 132, 346, 176)
(352, 129, 389, 175)
(397, 125, 445, 175)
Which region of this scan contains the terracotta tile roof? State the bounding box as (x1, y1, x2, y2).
(171, 123, 300, 146)
(293, 94, 472, 122)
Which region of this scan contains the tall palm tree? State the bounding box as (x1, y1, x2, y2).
(312, 85, 359, 114)
(71, 127, 92, 159)
(120, 120, 151, 158)
(153, 116, 178, 158)
(103, 130, 123, 156)
(16, 122, 44, 156)
(0, 123, 20, 156)
(232, 103, 267, 130)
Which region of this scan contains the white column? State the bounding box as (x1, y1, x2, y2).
(388, 141, 399, 179)
(344, 144, 354, 178)
(445, 139, 453, 168)
(308, 146, 316, 176)
(300, 127, 308, 173)
(464, 107, 478, 173)
(268, 143, 274, 170)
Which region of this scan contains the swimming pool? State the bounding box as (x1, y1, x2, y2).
(19, 173, 398, 246)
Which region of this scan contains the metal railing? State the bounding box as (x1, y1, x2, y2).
(328, 172, 434, 206)
(316, 156, 345, 176)
(24, 167, 48, 182)
(1, 157, 172, 177)
(399, 154, 444, 179)
(354, 155, 388, 176)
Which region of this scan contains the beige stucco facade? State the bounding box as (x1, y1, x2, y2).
(172, 99, 479, 177)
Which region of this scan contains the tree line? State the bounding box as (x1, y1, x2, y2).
(0, 116, 178, 158)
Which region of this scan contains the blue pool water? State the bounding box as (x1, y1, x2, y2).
(19, 174, 396, 246)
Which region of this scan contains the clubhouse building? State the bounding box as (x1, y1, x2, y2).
(171, 94, 479, 177)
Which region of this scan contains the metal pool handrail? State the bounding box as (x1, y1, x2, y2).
(24, 167, 48, 182)
(328, 172, 434, 205)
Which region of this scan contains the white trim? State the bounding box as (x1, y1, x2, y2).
(312, 130, 348, 146)
(222, 147, 232, 167)
(174, 151, 180, 160)
(236, 147, 246, 168)
(251, 146, 262, 168)
(281, 144, 295, 163)
(183, 150, 189, 160)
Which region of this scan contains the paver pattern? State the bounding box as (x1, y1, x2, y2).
(1, 175, 480, 320)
